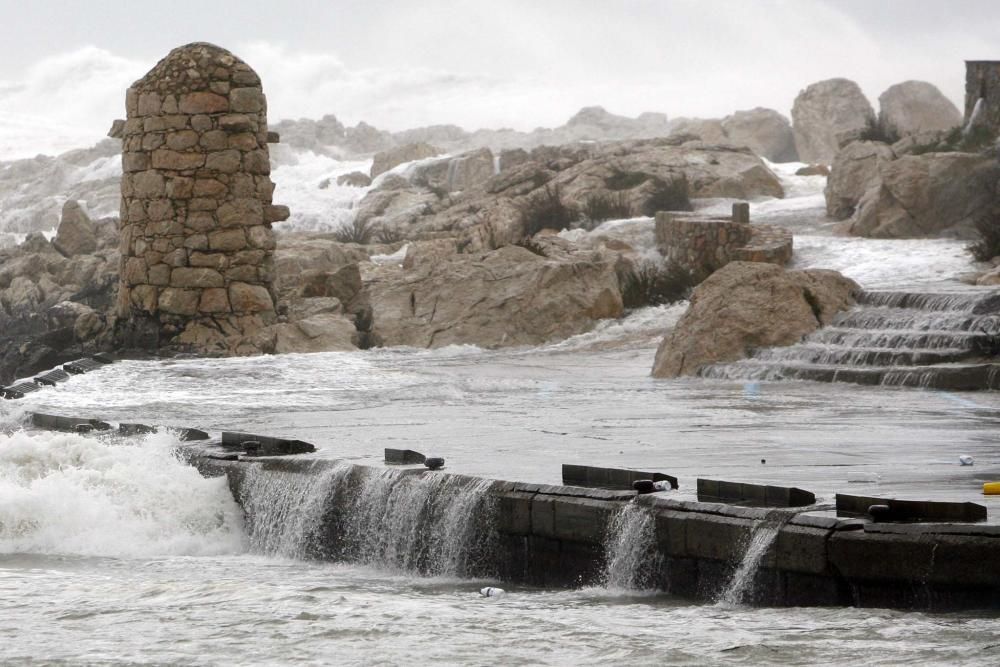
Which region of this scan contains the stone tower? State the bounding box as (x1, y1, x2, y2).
(117, 42, 288, 354)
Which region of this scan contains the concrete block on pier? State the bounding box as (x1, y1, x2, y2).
(222, 431, 316, 456)
(685, 513, 754, 564)
(31, 412, 112, 433)
(836, 494, 987, 523)
(2, 382, 41, 399)
(385, 448, 426, 464)
(63, 358, 105, 374)
(562, 464, 678, 490)
(33, 369, 71, 386)
(697, 478, 816, 507)
(774, 524, 833, 575)
(552, 497, 615, 543)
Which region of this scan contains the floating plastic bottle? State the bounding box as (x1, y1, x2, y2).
(959, 455, 974, 466)
(652, 480, 673, 492)
(480, 587, 506, 598)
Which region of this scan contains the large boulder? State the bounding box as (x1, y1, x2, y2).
(652, 262, 858, 378)
(411, 148, 496, 193)
(366, 244, 623, 348)
(370, 142, 442, 179)
(824, 141, 896, 220)
(792, 79, 876, 164)
(721, 108, 798, 162)
(847, 152, 1000, 238)
(878, 81, 962, 139)
(52, 200, 97, 257)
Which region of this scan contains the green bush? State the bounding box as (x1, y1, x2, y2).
(581, 192, 633, 225)
(620, 260, 695, 309)
(519, 185, 578, 237)
(640, 176, 692, 216)
(969, 213, 1000, 262)
(333, 217, 374, 244)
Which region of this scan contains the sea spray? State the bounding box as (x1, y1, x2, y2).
(342, 469, 498, 577)
(602, 502, 661, 591)
(239, 463, 499, 576)
(718, 509, 796, 605)
(0, 429, 244, 557)
(240, 461, 353, 559)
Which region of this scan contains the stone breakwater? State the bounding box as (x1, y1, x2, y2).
(116, 43, 289, 354)
(193, 455, 1000, 610)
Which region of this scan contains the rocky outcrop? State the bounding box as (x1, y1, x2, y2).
(336, 171, 372, 188)
(370, 142, 441, 179)
(824, 141, 896, 220)
(354, 139, 783, 250)
(651, 262, 857, 378)
(666, 118, 728, 144)
(0, 233, 119, 385)
(721, 108, 798, 162)
(792, 79, 876, 164)
(0, 139, 121, 236)
(366, 242, 623, 348)
(847, 152, 1000, 238)
(878, 81, 961, 139)
(52, 201, 98, 257)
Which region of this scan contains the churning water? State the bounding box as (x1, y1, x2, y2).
(3, 163, 1000, 664)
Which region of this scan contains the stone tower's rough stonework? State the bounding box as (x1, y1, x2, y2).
(117, 42, 288, 354)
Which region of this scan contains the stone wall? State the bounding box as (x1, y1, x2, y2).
(965, 61, 1000, 132)
(116, 43, 288, 354)
(655, 206, 792, 278)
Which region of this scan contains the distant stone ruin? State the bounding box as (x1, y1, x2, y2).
(965, 60, 1000, 132)
(654, 203, 792, 279)
(116, 42, 288, 354)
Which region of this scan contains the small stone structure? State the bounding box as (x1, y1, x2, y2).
(116, 42, 288, 353)
(965, 60, 1000, 132)
(655, 203, 792, 278)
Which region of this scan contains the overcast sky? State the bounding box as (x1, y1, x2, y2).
(0, 0, 997, 157)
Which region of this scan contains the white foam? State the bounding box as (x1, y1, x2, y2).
(0, 429, 245, 557)
(270, 151, 372, 233)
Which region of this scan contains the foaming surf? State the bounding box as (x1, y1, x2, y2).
(0, 428, 245, 557)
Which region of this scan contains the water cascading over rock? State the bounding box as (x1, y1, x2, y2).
(115, 42, 289, 354)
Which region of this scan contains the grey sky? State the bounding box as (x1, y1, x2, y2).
(0, 0, 997, 152)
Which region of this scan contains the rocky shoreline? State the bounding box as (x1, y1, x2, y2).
(2, 43, 998, 388)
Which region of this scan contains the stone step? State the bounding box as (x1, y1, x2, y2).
(833, 309, 1000, 334)
(701, 360, 1000, 390)
(754, 344, 974, 367)
(856, 290, 1000, 313)
(810, 327, 997, 351)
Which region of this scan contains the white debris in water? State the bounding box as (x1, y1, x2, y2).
(959, 455, 974, 466)
(370, 244, 409, 265)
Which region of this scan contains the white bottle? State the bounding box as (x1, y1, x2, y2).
(959, 455, 974, 466)
(480, 587, 506, 598)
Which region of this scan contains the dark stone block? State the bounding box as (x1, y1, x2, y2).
(496, 491, 534, 535)
(90, 352, 114, 364)
(685, 513, 752, 563)
(2, 382, 41, 399)
(175, 427, 210, 441)
(525, 535, 562, 586)
(33, 369, 71, 386)
(222, 431, 315, 456)
(119, 422, 157, 436)
(559, 540, 605, 586)
(836, 494, 987, 523)
(530, 495, 558, 539)
(384, 448, 425, 464)
(828, 531, 937, 582)
(698, 478, 816, 507)
(774, 524, 831, 575)
(552, 497, 614, 544)
(653, 509, 688, 557)
(783, 571, 849, 606)
(561, 464, 678, 491)
(30, 412, 112, 433)
(63, 358, 104, 374)
(661, 556, 699, 597)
